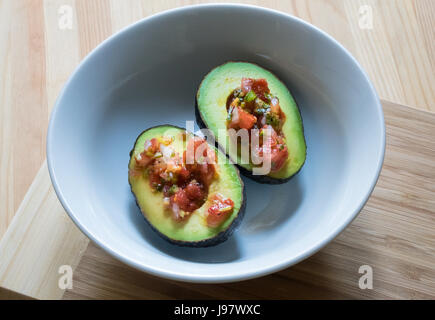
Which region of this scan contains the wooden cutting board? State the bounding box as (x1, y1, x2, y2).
(0, 100, 434, 300)
(1, 0, 434, 300)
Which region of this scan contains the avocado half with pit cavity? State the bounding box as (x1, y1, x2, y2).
(196, 62, 306, 184)
(128, 125, 245, 247)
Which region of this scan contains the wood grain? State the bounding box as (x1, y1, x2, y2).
(0, 0, 48, 237)
(0, 0, 113, 299)
(0, 0, 434, 300)
(0, 161, 89, 300)
(60, 100, 435, 300)
(0, 287, 34, 300)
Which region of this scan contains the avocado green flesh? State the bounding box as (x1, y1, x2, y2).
(128, 125, 243, 243)
(197, 62, 306, 179)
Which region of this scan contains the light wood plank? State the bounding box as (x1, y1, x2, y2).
(0, 0, 14, 238)
(0, 0, 48, 238)
(0, 287, 34, 300)
(44, 0, 81, 111)
(0, 161, 89, 300)
(415, 0, 435, 70)
(343, 0, 408, 106)
(110, 0, 144, 32)
(76, 0, 112, 58)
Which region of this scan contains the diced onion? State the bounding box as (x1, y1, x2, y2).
(232, 107, 239, 124)
(260, 116, 266, 126)
(271, 97, 279, 106)
(144, 139, 152, 151)
(171, 203, 180, 220)
(160, 144, 174, 159)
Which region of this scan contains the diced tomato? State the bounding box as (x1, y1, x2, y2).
(128, 168, 142, 178)
(270, 100, 280, 114)
(135, 154, 153, 167)
(149, 170, 162, 187)
(170, 182, 206, 214)
(270, 99, 286, 126)
(207, 194, 234, 228)
(185, 182, 205, 201)
(270, 146, 289, 172)
(178, 166, 191, 183)
(159, 177, 209, 216)
(229, 107, 257, 130)
(251, 78, 269, 99)
(241, 78, 254, 93)
(147, 138, 160, 154)
(171, 189, 190, 212)
(198, 163, 216, 186)
(153, 158, 167, 174)
(185, 137, 214, 165)
(184, 162, 215, 188)
(136, 138, 161, 168)
(147, 158, 167, 187)
(260, 125, 278, 145)
(183, 136, 216, 188)
(191, 138, 207, 155)
(241, 78, 269, 100)
(238, 108, 257, 129)
(258, 125, 289, 172)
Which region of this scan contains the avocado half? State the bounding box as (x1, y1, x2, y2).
(196, 62, 306, 184)
(128, 125, 246, 247)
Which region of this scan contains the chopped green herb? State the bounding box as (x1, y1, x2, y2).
(254, 98, 265, 108)
(167, 171, 178, 183)
(153, 183, 163, 191)
(254, 106, 270, 115)
(168, 185, 179, 195)
(245, 90, 257, 102)
(266, 112, 280, 127)
(264, 92, 273, 101)
(227, 107, 233, 122)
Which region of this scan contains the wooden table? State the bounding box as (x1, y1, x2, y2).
(0, 0, 434, 300)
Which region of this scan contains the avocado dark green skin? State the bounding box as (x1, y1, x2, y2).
(195, 91, 307, 185)
(129, 125, 246, 247)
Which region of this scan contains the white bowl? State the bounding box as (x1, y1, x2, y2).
(47, 4, 385, 283)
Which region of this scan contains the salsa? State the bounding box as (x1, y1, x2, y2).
(226, 78, 289, 172)
(131, 134, 234, 226)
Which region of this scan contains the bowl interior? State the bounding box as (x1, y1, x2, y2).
(48, 5, 384, 282)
